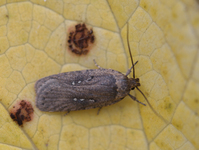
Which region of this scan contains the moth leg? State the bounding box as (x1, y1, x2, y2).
(93, 59, 103, 69)
(128, 94, 146, 106)
(64, 111, 70, 116)
(97, 107, 103, 115)
(126, 61, 138, 76)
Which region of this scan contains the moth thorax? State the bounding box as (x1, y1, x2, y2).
(129, 78, 140, 90)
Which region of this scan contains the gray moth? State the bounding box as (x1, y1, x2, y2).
(35, 62, 142, 112)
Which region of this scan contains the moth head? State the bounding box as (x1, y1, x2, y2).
(129, 78, 140, 90)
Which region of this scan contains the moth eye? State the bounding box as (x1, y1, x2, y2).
(131, 87, 135, 90)
(42, 103, 44, 105)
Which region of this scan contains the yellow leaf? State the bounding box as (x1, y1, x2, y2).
(0, 0, 198, 150)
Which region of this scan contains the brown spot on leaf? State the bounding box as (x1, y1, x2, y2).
(67, 23, 95, 55)
(9, 100, 34, 126)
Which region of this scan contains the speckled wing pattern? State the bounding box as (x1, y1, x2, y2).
(35, 69, 121, 112)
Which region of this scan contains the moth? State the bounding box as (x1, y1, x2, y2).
(35, 24, 160, 118)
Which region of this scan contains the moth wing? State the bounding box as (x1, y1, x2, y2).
(35, 69, 121, 112)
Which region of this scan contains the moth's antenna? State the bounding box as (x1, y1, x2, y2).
(136, 87, 155, 111)
(127, 23, 135, 78)
(127, 23, 168, 124)
(136, 87, 168, 123)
